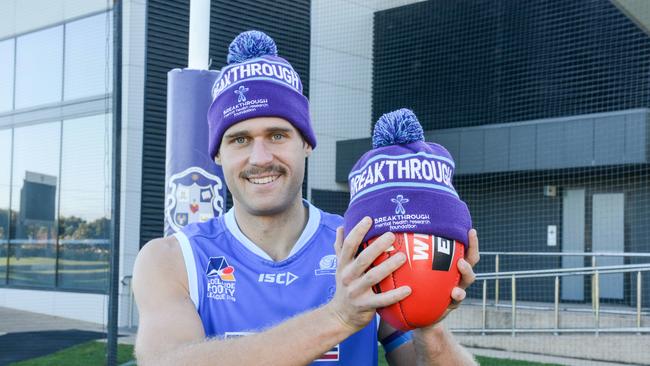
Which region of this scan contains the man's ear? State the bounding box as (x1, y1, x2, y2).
(214, 153, 223, 165)
(304, 144, 313, 158)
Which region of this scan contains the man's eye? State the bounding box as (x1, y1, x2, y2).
(272, 134, 284, 141)
(235, 137, 247, 144)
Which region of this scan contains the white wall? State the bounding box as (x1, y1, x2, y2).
(0, 288, 108, 324)
(308, 0, 425, 195)
(118, 0, 146, 328)
(0, 0, 111, 39)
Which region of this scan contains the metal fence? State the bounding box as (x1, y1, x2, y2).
(456, 252, 650, 335)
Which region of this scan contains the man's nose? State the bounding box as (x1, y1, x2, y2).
(248, 139, 274, 166)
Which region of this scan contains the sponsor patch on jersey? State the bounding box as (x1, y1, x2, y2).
(224, 331, 253, 339)
(206, 256, 237, 302)
(224, 332, 340, 361)
(317, 344, 340, 361)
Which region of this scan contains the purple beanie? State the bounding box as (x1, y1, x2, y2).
(207, 31, 317, 158)
(343, 109, 472, 246)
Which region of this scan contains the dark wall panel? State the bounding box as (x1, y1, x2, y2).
(142, 0, 190, 248)
(373, 0, 650, 130)
(311, 189, 349, 217)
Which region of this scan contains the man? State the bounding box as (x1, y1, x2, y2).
(133, 31, 479, 365)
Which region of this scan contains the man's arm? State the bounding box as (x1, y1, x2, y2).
(133, 217, 409, 366)
(381, 229, 480, 366)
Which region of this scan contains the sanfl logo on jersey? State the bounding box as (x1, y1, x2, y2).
(206, 256, 236, 281)
(206, 256, 237, 302)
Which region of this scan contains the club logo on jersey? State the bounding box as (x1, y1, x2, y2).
(258, 272, 299, 286)
(315, 254, 337, 276)
(165, 166, 225, 233)
(206, 256, 237, 302)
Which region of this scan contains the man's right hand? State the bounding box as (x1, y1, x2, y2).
(327, 216, 411, 331)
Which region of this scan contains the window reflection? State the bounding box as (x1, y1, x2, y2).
(0, 39, 14, 112)
(58, 114, 112, 291)
(8, 122, 61, 287)
(1, 12, 114, 293)
(15, 26, 63, 109)
(64, 12, 113, 101)
(0, 129, 11, 284)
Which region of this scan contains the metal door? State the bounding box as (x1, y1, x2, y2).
(592, 193, 625, 300)
(562, 189, 585, 301)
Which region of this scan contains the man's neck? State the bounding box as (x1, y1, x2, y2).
(233, 198, 309, 261)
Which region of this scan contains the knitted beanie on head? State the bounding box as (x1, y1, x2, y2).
(207, 30, 316, 158)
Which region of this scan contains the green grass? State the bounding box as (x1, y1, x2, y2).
(9, 341, 134, 366)
(472, 357, 562, 366)
(10, 340, 562, 366)
(377, 346, 562, 366)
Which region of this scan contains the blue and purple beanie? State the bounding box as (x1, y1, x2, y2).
(207, 30, 316, 158)
(344, 109, 472, 246)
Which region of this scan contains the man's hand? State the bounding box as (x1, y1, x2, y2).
(433, 228, 480, 323)
(410, 228, 480, 365)
(326, 217, 412, 331)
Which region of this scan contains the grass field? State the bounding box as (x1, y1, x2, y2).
(9, 341, 563, 366)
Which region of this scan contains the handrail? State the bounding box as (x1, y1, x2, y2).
(481, 251, 650, 257)
(483, 251, 650, 309)
(477, 263, 650, 280)
(120, 275, 135, 328)
(466, 262, 649, 336)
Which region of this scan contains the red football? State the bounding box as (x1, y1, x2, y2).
(363, 233, 464, 331)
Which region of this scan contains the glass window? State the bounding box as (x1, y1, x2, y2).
(0, 39, 15, 112)
(15, 26, 63, 109)
(58, 114, 112, 291)
(8, 122, 61, 287)
(64, 12, 113, 101)
(0, 129, 11, 284)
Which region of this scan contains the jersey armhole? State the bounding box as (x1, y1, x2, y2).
(174, 231, 199, 310)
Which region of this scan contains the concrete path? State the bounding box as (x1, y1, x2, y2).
(0, 306, 134, 365)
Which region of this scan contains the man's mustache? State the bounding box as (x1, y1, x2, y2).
(240, 165, 287, 178)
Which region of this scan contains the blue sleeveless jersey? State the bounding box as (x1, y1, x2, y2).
(175, 202, 378, 365)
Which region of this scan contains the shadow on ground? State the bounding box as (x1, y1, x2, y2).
(0, 329, 107, 365)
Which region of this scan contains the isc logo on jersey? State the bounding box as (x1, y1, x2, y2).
(258, 272, 299, 286)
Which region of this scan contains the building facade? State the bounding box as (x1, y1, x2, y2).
(1, 0, 648, 327)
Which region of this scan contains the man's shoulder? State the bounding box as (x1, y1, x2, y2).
(314, 206, 344, 231)
(181, 215, 227, 240)
(136, 236, 183, 269)
(133, 235, 186, 291)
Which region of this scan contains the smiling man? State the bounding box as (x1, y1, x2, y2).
(132, 31, 479, 366)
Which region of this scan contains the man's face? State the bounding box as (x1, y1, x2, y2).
(216, 117, 312, 216)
